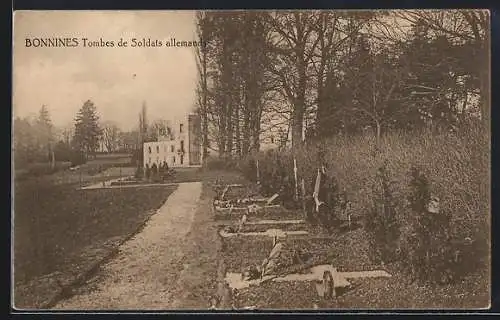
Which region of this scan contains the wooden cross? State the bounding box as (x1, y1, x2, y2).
(293, 158, 298, 201)
(225, 264, 391, 291)
(312, 168, 324, 213)
(219, 228, 308, 238)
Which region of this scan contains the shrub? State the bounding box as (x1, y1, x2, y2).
(53, 141, 73, 162)
(248, 125, 488, 283)
(87, 164, 106, 176)
(19, 161, 72, 178)
(131, 148, 143, 166)
(314, 170, 342, 231)
(135, 166, 144, 179)
(203, 156, 237, 171)
(365, 162, 400, 265)
(151, 163, 158, 178)
(255, 150, 292, 198)
(402, 166, 467, 284)
(70, 151, 86, 167)
(238, 156, 258, 183)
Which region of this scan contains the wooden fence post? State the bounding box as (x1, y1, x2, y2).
(293, 158, 298, 202)
(301, 178, 306, 219)
(256, 159, 260, 184)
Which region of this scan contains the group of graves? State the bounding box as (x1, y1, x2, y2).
(209, 162, 393, 309)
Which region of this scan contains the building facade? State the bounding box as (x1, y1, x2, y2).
(143, 113, 201, 168)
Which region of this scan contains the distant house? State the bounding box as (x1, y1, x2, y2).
(143, 113, 202, 168)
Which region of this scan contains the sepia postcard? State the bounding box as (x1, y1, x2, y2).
(12, 10, 491, 311)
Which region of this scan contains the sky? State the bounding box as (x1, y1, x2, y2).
(13, 11, 199, 131)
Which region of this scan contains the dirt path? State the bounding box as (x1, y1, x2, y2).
(52, 181, 203, 310)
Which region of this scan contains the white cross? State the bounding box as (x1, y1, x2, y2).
(225, 264, 391, 290)
(219, 228, 308, 238)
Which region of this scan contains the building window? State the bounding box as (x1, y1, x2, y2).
(156, 145, 160, 153)
(170, 145, 174, 152)
(173, 156, 176, 164)
(148, 146, 152, 153)
(180, 154, 184, 165)
(180, 140, 185, 152)
(179, 123, 184, 133)
(148, 157, 151, 163)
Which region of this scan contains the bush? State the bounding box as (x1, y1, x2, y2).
(131, 149, 143, 166)
(151, 163, 164, 183)
(151, 163, 158, 177)
(247, 125, 489, 282)
(70, 151, 86, 167)
(53, 141, 73, 162)
(203, 156, 238, 171)
(19, 161, 72, 178)
(252, 150, 293, 198)
(135, 166, 144, 179)
(87, 164, 105, 176)
(365, 162, 400, 265)
(238, 156, 258, 183)
(402, 167, 459, 284)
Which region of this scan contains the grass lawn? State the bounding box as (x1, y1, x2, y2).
(163, 168, 247, 184)
(168, 180, 223, 309)
(13, 180, 176, 309)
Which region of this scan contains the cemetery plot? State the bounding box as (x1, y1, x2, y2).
(208, 154, 489, 309)
(225, 264, 391, 292)
(237, 221, 307, 233)
(219, 228, 309, 238)
(215, 211, 396, 309)
(109, 169, 176, 186)
(214, 205, 304, 221)
(213, 183, 275, 206)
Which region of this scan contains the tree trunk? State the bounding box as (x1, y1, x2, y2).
(251, 99, 262, 152)
(201, 48, 209, 160)
(242, 97, 251, 155)
(315, 13, 329, 139)
(480, 61, 490, 128)
(235, 100, 242, 158)
(225, 98, 234, 157)
(375, 119, 381, 151)
(292, 22, 307, 150)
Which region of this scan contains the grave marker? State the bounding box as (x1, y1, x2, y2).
(219, 228, 308, 238)
(225, 264, 392, 292)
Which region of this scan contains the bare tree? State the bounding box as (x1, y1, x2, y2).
(102, 121, 121, 153)
(195, 11, 212, 160)
(396, 9, 490, 126)
(265, 11, 325, 149)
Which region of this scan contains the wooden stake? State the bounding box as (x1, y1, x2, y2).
(256, 159, 260, 184)
(301, 178, 306, 218)
(50, 149, 55, 170)
(313, 168, 322, 213)
(293, 158, 298, 202)
(323, 270, 334, 299)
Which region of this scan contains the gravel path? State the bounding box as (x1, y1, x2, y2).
(52, 182, 203, 310)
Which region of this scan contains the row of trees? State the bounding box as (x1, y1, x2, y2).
(195, 10, 489, 157)
(14, 99, 177, 169)
(14, 101, 141, 167)
(13, 105, 54, 165)
(14, 101, 105, 166)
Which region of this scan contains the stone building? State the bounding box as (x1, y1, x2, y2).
(143, 113, 201, 168)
